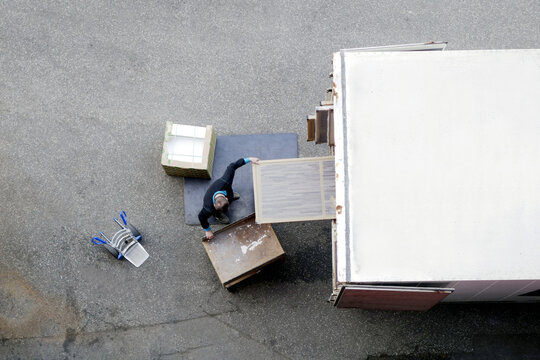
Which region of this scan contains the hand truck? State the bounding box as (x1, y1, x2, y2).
(91, 211, 149, 267)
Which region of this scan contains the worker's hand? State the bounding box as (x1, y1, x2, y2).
(205, 230, 214, 240)
(249, 157, 260, 165)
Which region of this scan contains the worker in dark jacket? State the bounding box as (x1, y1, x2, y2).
(199, 157, 259, 239)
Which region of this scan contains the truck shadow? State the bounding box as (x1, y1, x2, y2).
(227, 220, 333, 292)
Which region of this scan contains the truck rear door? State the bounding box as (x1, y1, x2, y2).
(335, 285, 454, 311)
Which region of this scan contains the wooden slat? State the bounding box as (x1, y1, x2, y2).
(327, 110, 334, 146)
(306, 116, 315, 142)
(315, 110, 328, 144)
(253, 157, 336, 224)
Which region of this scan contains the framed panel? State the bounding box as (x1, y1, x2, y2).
(253, 157, 336, 224)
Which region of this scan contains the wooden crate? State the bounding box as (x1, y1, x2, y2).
(202, 214, 285, 288)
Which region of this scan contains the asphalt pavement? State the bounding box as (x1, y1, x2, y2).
(1, 1, 540, 359)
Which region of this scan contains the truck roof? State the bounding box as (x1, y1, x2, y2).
(333, 49, 540, 283)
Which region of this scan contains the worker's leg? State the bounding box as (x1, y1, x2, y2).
(214, 211, 230, 224)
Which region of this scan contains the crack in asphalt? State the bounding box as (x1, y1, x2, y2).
(202, 310, 293, 360)
(1, 305, 243, 343)
(1, 313, 211, 342)
(176, 344, 215, 357)
(1, 275, 288, 357)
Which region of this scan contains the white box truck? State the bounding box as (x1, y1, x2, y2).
(315, 43, 540, 310)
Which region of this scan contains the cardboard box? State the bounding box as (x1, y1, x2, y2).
(161, 122, 216, 179)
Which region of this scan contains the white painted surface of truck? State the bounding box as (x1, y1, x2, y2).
(332, 48, 540, 307)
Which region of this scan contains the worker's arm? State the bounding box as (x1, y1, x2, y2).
(220, 157, 260, 185)
(198, 208, 214, 239)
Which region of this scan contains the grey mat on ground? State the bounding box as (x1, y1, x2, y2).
(184, 133, 298, 225)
